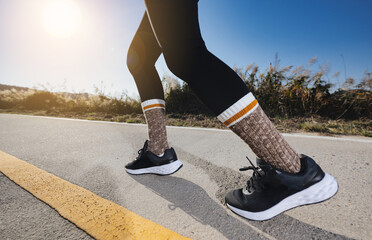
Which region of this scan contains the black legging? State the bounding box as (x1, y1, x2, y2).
(127, 0, 250, 115)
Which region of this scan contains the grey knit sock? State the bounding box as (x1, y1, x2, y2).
(141, 99, 169, 155)
(218, 93, 301, 173)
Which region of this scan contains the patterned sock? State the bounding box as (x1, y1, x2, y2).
(141, 99, 169, 155)
(218, 93, 301, 173)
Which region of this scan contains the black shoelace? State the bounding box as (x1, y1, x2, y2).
(136, 141, 148, 160)
(239, 157, 266, 194)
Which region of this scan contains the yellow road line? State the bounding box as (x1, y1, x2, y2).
(0, 150, 191, 240)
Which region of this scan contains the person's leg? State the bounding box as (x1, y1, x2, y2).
(144, 0, 300, 173)
(126, 12, 183, 175)
(127, 13, 168, 155)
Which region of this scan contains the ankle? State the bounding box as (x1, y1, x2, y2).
(147, 140, 169, 156)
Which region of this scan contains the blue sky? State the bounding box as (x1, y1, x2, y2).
(0, 0, 371, 97)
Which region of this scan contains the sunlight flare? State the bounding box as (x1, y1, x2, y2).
(43, 0, 82, 38)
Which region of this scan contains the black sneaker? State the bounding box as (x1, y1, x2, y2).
(125, 140, 183, 175)
(225, 154, 338, 221)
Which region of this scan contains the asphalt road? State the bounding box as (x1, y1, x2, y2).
(0, 114, 371, 240)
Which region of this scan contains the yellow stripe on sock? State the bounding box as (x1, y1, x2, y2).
(223, 99, 258, 126)
(143, 104, 165, 111)
(0, 150, 190, 240)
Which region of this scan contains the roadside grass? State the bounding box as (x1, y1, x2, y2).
(271, 116, 372, 136)
(298, 118, 372, 136)
(1, 108, 370, 137)
(1, 59, 371, 137)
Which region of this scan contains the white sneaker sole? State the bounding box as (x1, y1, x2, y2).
(125, 160, 183, 175)
(227, 172, 338, 221)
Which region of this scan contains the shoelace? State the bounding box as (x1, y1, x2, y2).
(239, 157, 265, 194)
(136, 141, 148, 160)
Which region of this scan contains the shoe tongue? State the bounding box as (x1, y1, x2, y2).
(143, 140, 149, 151)
(256, 158, 272, 172)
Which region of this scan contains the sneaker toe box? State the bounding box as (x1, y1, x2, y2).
(125, 160, 136, 169)
(225, 189, 245, 208)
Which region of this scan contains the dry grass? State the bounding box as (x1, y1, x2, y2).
(271, 116, 372, 137)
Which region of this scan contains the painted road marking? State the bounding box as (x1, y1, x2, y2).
(0, 150, 190, 240)
(2, 113, 371, 143)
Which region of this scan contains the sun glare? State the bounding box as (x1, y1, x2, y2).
(43, 0, 82, 38)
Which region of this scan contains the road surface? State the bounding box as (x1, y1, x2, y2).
(0, 114, 371, 239)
